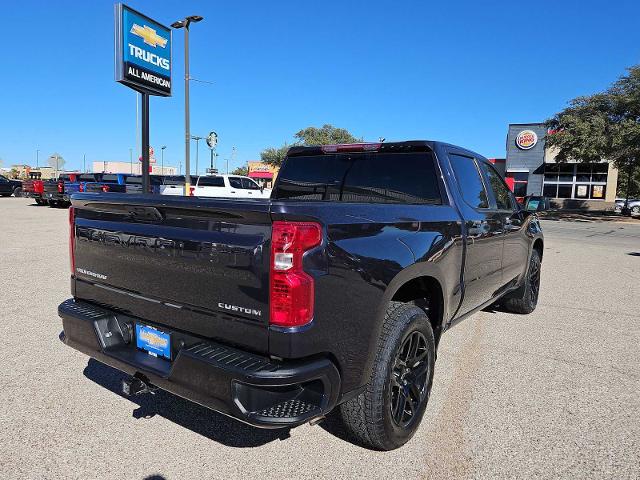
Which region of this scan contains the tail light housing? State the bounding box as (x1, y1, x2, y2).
(69, 207, 76, 275)
(189, 187, 195, 196)
(101, 185, 110, 193)
(57, 181, 64, 193)
(79, 184, 84, 192)
(269, 221, 322, 327)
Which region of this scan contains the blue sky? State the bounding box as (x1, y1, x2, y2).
(1, 0, 639, 173)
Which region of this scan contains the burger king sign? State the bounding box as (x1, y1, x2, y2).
(516, 130, 538, 150)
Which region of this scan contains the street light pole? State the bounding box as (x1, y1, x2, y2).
(191, 136, 202, 175)
(161, 146, 166, 174)
(129, 148, 133, 173)
(172, 15, 204, 195)
(36, 149, 39, 169)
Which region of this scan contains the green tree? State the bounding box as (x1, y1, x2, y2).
(261, 124, 362, 167)
(231, 165, 248, 176)
(546, 65, 640, 208)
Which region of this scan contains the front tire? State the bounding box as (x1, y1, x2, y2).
(502, 249, 542, 314)
(632, 205, 640, 215)
(13, 187, 22, 197)
(339, 301, 435, 450)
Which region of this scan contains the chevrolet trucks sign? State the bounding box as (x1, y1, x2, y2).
(115, 4, 172, 96)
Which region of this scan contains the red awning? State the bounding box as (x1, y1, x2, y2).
(249, 171, 273, 179)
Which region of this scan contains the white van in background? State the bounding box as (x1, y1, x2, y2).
(160, 175, 271, 199)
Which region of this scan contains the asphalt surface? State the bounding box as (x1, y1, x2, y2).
(1, 197, 639, 480)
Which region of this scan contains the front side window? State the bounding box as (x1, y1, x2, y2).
(480, 162, 513, 210)
(449, 154, 489, 209)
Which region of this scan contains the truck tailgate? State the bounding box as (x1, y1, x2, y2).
(71, 194, 271, 353)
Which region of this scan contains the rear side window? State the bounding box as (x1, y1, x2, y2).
(241, 178, 260, 190)
(449, 154, 489, 209)
(198, 176, 225, 187)
(229, 177, 243, 189)
(59, 174, 71, 181)
(273, 152, 441, 204)
(102, 174, 118, 183)
(126, 176, 142, 184)
(79, 174, 97, 181)
(163, 176, 187, 185)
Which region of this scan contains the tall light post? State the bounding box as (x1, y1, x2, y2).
(36, 149, 40, 169)
(161, 145, 166, 174)
(171, 15, 204, 195)
(129, 148, 133, 174)
(191, 136, 202, 175)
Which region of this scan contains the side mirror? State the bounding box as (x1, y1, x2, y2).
(524, 196, 550, 212)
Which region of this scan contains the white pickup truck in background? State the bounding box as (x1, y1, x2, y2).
(161, 175, 272, 199)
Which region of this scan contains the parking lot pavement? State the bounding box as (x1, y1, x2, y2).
(1, 196, 639, 480)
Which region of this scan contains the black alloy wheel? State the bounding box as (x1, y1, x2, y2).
(390, 331, 430, 428)
(528, 254, 541, 306)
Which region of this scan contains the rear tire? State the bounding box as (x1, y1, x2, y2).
(13, 187, 22, 197)
(502, 249, 542, 314)
(49, 200, 58, 208)
(339, 301, 435, 450)
(632, 205, 640, 215)
(35, 199, 44, 205)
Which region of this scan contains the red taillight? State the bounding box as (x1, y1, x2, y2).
(321, 143, 381, 153)
(101, 185, 110, 193)
(57, 181, 64, 193)
(189, 187, 195, 196)
(79, 184, 84, 192)
(69, 207, 76, 275)
(269, 221, 322, 328)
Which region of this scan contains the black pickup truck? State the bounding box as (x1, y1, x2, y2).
(58, 141, 544, 450)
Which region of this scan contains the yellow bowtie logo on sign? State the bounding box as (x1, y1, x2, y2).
(130, 24, 168, 49)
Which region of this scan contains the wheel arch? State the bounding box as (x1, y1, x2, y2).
(533, 238, 544, 262)
(389, 275, 445, 348)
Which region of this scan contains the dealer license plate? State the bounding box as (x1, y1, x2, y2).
(136, 324, 171, 359)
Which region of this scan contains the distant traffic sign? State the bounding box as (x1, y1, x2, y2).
(115, 4, 172, 96)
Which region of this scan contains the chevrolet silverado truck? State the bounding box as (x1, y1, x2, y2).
(58, 141, 544, 450)
(0, 174, 22, 197)
(21, 173, 47, 205)
(44, 173, 101, 207)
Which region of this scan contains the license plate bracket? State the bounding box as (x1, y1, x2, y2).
(135, 324, 171, 360)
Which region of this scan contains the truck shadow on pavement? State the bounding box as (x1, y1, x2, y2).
(82, 359, 292, 448)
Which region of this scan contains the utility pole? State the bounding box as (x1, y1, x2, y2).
(36, 149, 39, 169)
(83, 153, 86, 173)
(161, 146, 166, 174)
(129, 148, 133, 174)
(172, 15, 204, 195)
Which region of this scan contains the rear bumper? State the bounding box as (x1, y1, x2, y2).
(58, 298, 340, 428)
(44, 192, 65, 202)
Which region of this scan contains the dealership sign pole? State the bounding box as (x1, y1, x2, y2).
(115, 4, 172, 193)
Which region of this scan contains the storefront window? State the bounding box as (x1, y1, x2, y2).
(542, 162, 608, 200)
(557, 185, 573, 198)
(591, 184, 606, 199)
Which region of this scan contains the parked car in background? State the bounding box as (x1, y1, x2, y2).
(21, 173, 46, 204)
(83, 173, 128, 194)
(159, 175, 270, 198)
(44, 173, 101, 207)
(59, 140, 544, 451)
(0, 174, 22, 197)
(124, 175, 164, 194)
(615, 198, 640, 215)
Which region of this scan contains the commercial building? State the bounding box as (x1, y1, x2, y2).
(92, 161, 176, 176)
(505, 123, 618, 209)
(247, 161, 279, 188)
